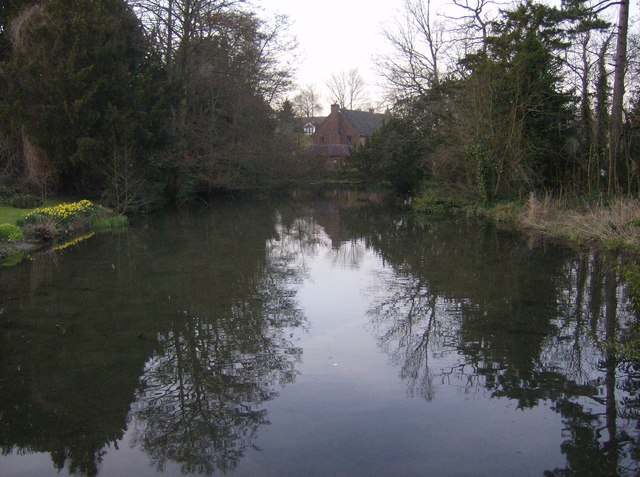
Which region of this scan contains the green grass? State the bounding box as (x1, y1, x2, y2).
(0, 205, 32, 224)
(413, 192, 469, 215)
(0, 198, 68, 225)
(92, 215, 128, 229)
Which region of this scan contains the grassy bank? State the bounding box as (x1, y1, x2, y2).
(1, 199, 127, 267)
(0, 205, 35, 224)
(475, 194, 640, 252)
(412, 187, 640, 361)
(412, 185, 640, 253)
(0, 197, 70, 224)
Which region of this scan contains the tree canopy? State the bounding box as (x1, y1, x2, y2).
(0, 0, 298, 205)
(357, 0, 640, 199)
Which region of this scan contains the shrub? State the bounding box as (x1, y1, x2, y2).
(0, 223, 24, 242)
(22, 223, 57, 240)
(0, 185, 14, 201)
(9, 194, 40, 208)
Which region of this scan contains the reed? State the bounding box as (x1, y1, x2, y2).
(519, 194, 640, 249)
(91, 215, 128, 229)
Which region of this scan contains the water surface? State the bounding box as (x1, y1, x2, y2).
(1, 192, 639, 476)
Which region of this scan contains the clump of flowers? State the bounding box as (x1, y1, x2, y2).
(22, 200, 94, 226)
(18, 200, 99, 240)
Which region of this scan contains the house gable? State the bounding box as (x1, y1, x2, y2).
(305, 104, 387, 169)
(312, 104, 385, 148)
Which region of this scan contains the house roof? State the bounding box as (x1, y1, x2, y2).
(341, 109, 387, 136)
(296, 116, 325, 128)
(305, 144, 351, 157)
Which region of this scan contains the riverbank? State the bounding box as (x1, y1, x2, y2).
(0, 199, 127, 267)
(413, 186, 640, 254)
(507, 194, 640, 251)
(412, 187, 640, 361)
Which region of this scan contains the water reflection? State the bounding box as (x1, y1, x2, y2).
(0, 202, 307, 476)
(131, 219, 307, 474)
(351, 209, 640, 476)
(3, 194, 640, 476)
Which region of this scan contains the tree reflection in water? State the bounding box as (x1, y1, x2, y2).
(0, 203, 311, 476)
(5, 197, 640, 475)
(130, 213, 308, 475)
(356, 211, 640, 476)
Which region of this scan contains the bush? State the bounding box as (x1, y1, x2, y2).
(0, 185, 14, 201)
(9, 194, 40, 208)
(346, 116, 427, 195)
(22, 223, 57, 240)
(0, 223, 25, 242)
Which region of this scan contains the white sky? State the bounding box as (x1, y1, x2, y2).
(260, 0, 405, 113)
(259, 0, 638, 114)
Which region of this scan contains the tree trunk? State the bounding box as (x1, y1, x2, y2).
(608, 0, 629, 193)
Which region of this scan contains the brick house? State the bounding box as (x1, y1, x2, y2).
(306, 104, 387, 169)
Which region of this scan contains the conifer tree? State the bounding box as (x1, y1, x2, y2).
(0, 0, 166, 195)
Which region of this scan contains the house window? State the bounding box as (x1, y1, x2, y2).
(304, 123, 316, 135)
(320, 136, 325, 144)
(347, 135, 352, 144)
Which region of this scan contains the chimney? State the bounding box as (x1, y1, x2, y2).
(330, 104, 340, 114)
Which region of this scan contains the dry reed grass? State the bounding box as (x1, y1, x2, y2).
(519, 193, 640, 249)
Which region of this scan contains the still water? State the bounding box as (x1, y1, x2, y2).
(1, 191, 640, 476)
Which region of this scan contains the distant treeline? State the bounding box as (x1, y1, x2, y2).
(0, 0, 304, 210)
(348, 0, 640, 199)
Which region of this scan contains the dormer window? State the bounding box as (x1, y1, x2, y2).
(304, 123, 316, 135)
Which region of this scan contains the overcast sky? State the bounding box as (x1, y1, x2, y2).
(259, 0, 637, 114)
(260, 0, 404, 113)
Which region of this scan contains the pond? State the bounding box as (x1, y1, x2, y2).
(1, 190, 639, 477)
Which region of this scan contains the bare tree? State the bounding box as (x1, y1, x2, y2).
(376, 0, 444, 101)
(252, 14, 298, 106)
(326, 68, 367, 109)
(443, 0, 502, 53)
(292, 84, 322, 117)
(128, 0, 297, 198)
(326, 71, 347, 107)
(440, 0, 505, 75)
(130, 0, 245, 76)
(347, 69, 367, 109)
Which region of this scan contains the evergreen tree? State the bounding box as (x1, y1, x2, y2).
(0, 0, 33, 61)
(460, 0, 576, 194)
(348, 115, 428, 195)
(0, 0, 167, 196)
